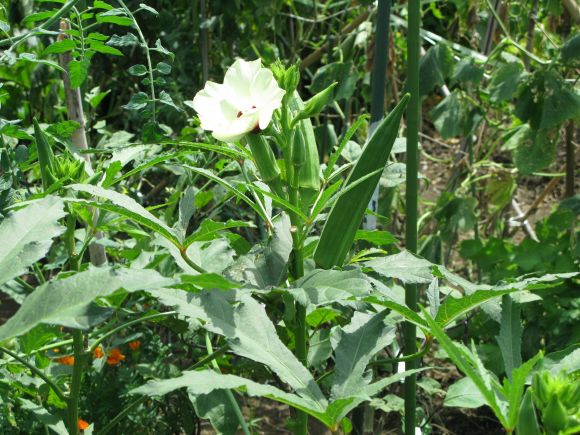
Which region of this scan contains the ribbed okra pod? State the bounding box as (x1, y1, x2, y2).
(313, 94, 409, 269)
(245, 134, 286, 199)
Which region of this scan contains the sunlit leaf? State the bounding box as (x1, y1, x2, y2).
(0, 196, 65, 287)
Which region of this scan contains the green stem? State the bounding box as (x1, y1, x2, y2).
(67, 329, 84, 435)
(98, 395, 147, 435)
(205, 334, 250, 435)
(117, 0, 157, 123)
(483, 0, 548, 65)
(289, 161, 307, 435)
(0, 0, 82, 48)
(0, 346, 68, 403)
(237, 160, 274, 231)
(89, 311, 176, 353)
(179, 248, 208, 274)
(33, 262, 46, 284)
(15, 277, 35, 292)
(99, 345, 228, 435)
(65, 211, 80, 271)
(404, 0, 420, 434)
(371, 336, 432, 367)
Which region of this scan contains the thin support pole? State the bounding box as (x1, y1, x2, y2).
(404, 1, 421, 434)
(565, 121, 576, 198)
(364, 0, 392, 232)
(58, 19, 107, 267)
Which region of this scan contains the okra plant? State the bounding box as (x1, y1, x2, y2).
(0, 1, 578, 435)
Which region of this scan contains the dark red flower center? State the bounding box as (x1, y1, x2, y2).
(236, 105, 257, 119)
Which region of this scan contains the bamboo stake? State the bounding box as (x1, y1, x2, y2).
(59, 19, 107, 267)
(565, 121, 576, 198)
(300, 8, 371, 71)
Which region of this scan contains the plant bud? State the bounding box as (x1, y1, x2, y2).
(543, 395, 568, 433)
(283, 63, 300, 95)
(293, 82, 337, 125)
(33, 118, 56, 190)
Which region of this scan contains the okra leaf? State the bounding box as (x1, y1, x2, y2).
(292, 268, 373, 307)
(422, 307, 509, 427)
(0, 196, 65, 288)
(496, 295, 522, 380)
(0, 267, 174, 341)
(146, 289, 327, 408)
(364, 250, 434, 284)
(133, 369, 332, 426)
(67, 184, 181, 246)
(331, 311, 396, 399)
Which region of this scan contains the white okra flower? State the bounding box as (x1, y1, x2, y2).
(192, 59, 285, 143)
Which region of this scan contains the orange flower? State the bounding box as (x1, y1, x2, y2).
(56, 355, 75, 365)
(77, 418, 90, 430)
(93, 346, 104, 359)
(106, 347, 125, 365)
(128, 340, 141, 351)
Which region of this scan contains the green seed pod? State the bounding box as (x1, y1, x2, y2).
(245, 133, 285, 198)
(290, 129, 306, 189)
(33, 118, 57, 190)
(517, 389, 541, 435)
(314, 94, 409, 269)
(292, 129, 306, 168)
(293, 82, 337, 125)
(287, 93, 321, 196)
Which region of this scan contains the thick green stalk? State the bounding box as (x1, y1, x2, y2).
(370, 0, 392, 125)
(68, 329, 84, 435)
(288, 131, 308, 435)
(404, 1, 421, 434)
(245, 134, 285, 199)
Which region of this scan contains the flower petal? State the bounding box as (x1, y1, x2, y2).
(213, 112, 259, 143)
(250, 68, 285, 107)
(223, 59, 261, 106)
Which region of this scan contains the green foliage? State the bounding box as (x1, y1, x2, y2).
(0, 0, 577, 433)
(314, 95, 409, 268)
(0, 197, 65, 287)
(0, 267, 174, 340)
(532, 370, 580, 434)
(419, 43, 454, 96)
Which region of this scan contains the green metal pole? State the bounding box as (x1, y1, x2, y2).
(354, 2, 392, 434)
(370, 0, 392, 124)
(404, 0, 421, 434)
(364, 0, 392, 232)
